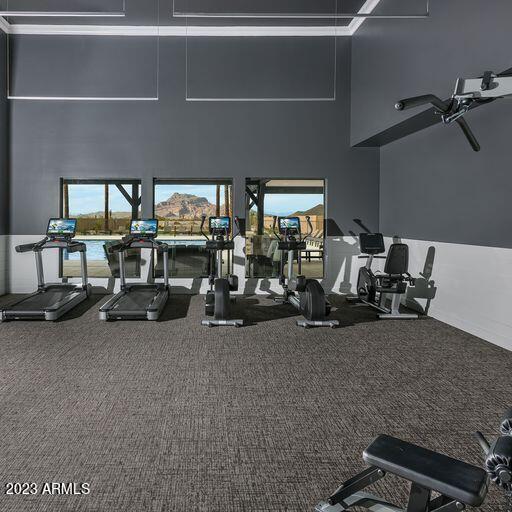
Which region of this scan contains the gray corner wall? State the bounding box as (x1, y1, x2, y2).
(351, 0, 512, 349)
(0, 31, 7, 236)
(9, 36, 379, 237)
(351, 0, 512, 249)
(0, 31, 8, 296)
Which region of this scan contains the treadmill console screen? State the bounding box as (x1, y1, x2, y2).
(130, 219, 158, 237)
(209, 216, 231, 233)
(279, 217, 301, 235)
(47, 218, 77, 237)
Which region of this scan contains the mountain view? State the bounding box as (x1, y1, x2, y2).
(290, 204, 324, 217)
(77, 211, 132, 219)
(155, 193, 223, 219)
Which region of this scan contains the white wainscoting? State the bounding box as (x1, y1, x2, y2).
(7, 235, 364, 296)
(6, 234, 510, 351)
(386, 237, 512, 352)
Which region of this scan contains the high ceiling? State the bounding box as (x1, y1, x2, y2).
(3, 0, 369, 26)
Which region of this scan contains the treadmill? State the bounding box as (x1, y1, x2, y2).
(99, 219, 170, 321)
(1, 218, 91, 321)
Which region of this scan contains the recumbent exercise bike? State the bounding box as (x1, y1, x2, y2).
(272, 216, 338, 328)
(348, 233, 417, 319)
(200, 215, 243, 328)
(316, 408, 512, 512)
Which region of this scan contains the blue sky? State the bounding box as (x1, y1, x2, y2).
(67, 184, 323, 217)
(67, 185, 131, 215)
(263, 194, 323, 216)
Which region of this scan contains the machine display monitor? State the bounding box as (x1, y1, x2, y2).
(359, 233, 385, 254)
(209, 216, 231, 232)
(47, 218, 77, 237)
(279, 217, 301, 234)
(130, 219, 159, 237)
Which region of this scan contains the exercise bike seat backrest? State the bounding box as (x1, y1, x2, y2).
(384, 243, 409, 277)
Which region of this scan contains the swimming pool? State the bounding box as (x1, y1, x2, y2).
(65, 239, 206, 260)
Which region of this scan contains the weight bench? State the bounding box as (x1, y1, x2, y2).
(316, 435, 489, 512)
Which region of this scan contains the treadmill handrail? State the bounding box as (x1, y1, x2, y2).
(114, 235, 169, 253)
(15, 236, 86, 253)
(108, 234, 170, 292)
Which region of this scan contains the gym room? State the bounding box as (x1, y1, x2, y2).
(0, 1, 511, 511)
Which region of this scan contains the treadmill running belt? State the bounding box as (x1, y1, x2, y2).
(110, 290, 160, 312)
(11, 289, 78, 312)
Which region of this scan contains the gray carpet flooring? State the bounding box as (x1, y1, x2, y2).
(0, 293, 510, 512)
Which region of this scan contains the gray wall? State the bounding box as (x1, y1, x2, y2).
(0, 31, 8, 235)
(9, 35, 379, 236)
(352, 0, 512, 248)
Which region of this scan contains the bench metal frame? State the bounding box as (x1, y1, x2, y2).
(315, 467, 466, 512)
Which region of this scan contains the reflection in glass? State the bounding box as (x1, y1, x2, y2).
(153, 180, 233, 278)
(245, 179, 325, 279)
(61, 180, 141, 278)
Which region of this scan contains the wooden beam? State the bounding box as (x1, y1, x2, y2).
(264, 186, 324, 194)
(104, 184, 109, 233)
(224, 185, 230, 216)
(63, 182, 69, 218)
(115, 183, 134, 206)
(131, 183, 139, 219)
(257, 184, 265, 235)
(245, 186, 259, 206)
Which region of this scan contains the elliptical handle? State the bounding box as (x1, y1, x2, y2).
(272, 216, 281, 240)
(200, 214, 209, 240)
(304, 215, 314, 241)
(233, 216, 240, 239)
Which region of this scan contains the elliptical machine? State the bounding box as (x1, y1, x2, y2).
(200, 215, 243, 327)
(273, 216, 338, 329)
(348, 233, 417, 319)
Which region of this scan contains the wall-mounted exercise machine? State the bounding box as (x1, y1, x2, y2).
(273, 216, 338, 328)
(316, 408, 512, 512)
(348, 233, 417, 319)
(200, 215, 243, 327)
(396, 71, 512, 151)
(1, 218, 91, 321)
(99, 219, 170, 321)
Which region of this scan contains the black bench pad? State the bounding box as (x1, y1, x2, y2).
(363, 435, 488, 507)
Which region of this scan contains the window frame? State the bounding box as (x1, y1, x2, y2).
(152, 178, 235, 279)
(59, 177, 142, 279)
(245, 177, 327, 279)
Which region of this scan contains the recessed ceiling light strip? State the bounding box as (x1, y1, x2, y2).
(0, 11, 125, 17)
(172, 0, 429, 19)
